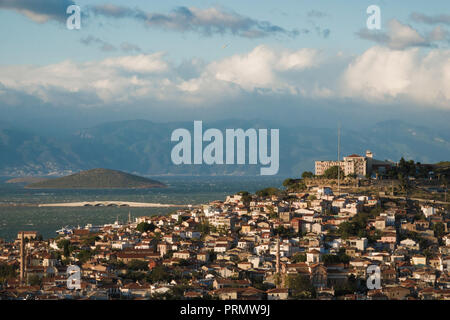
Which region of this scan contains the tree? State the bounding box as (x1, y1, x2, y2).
(323, 166, 344, 179)
(274, 226, 295, 238)
(292, 253, 306, 263)
(433, 222, 446, 239)
(287, 274, 316, 299)
(147, 265, 171, 283)
(302, 171, 314, 179)
(283, 178, 307, 192)
(136, 222, 155, 233)
(237, 191, 251, 203)
(82, 235, 100, 246)
(335, 274, 358, 297)
(195, 222, 211, 236)
(0, 263, 16, 282)
(322, 249, 350, 265)
(256, 187, 281, 197)
(28, 275, 41, 286)
(283, 179, 295, 187)
(57, 239, 71, 257)
(127, 259, 149, 271)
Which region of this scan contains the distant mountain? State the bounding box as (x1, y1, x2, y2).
(0, 119, 449, 176)
(25, 168, 166, 189)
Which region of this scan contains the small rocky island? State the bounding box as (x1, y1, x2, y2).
(25, 168, 166, 189)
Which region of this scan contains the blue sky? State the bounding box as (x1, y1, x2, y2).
(0, 0, 449, 131)
(1, 0, 448, 64)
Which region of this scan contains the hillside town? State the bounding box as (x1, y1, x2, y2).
(0, 171, 449, 300)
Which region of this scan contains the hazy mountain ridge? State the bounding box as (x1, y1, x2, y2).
(0, 119, 449, 177)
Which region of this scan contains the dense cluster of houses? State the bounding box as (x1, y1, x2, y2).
(0, 185, 449, 300)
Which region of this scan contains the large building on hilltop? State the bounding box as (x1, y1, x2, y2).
(315, 150, 394, 177)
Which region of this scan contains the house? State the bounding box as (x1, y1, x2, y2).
(266, 288, 289, 300)
(346, 237, 368, 251)
(213, 279, 251, 289)
(382, 286, 411, 300)
(411, 255, 427, 266)
(173, 251, 192, 260)
(310, 264, 327, 288)
(212, 287, 265, 300)
(306, 249, 321, 264)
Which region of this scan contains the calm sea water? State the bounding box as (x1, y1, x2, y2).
(0, 176, 286, 241)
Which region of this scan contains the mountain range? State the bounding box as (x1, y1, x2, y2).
(0, 119, 449, 177)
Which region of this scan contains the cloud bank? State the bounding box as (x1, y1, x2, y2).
(0, 44, 448, 111)
(88, 5, 300, 38)
(410, 12, 450, 25)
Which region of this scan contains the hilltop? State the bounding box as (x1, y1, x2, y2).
(25, 168, 166, 189)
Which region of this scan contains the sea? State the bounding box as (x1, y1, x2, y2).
(0, 176, 286, 241)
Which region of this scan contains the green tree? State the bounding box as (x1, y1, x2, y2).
(28, 275, 41, 286)
(237, 191, 252, 203)
(256, 187, 281, 197)
(76, 249, 93, 264)
(127, 259, 149, 271)
(323, 166, 344, 179)
(283, 178, 294, 187)
(302, 171, 314, 179)
(287, 274, 316, 299)
(147, 265, 171, 283)
(57, 239, 71, 257)
(322, 249, 350, 265)
(292, 253, 306, 263)
(195, 222, 211, 236)
(0, 263, 16, 282)
(136, 222, 155, 233)
(82, 235, 100, 246)
(433, 222, 446, 239)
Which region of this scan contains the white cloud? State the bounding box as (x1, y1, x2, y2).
(100, 53, 169, 73)
(341, 46, 450, 107)
(203, 45, 320, 91)
(0, 45, 448, 110)
(357, 19, 432, 50)
(387, 19, 429, 49)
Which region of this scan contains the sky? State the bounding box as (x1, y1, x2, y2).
(0, 0, 449, 132)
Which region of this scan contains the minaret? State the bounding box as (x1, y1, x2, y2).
(276, 236, 280, 274)
(19, 232, 25, 284)
(128, 211, 132, 224)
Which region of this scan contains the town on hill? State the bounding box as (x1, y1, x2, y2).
(0, 155, 448, 300)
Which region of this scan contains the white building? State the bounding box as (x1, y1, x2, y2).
(421, 205, 436, 218)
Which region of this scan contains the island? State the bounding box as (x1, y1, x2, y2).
(25, 168, 166, 189)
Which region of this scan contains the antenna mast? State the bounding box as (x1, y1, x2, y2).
(337, 123, 341, 196)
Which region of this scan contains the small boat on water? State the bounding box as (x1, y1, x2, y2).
(55, 225, 74, 235)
